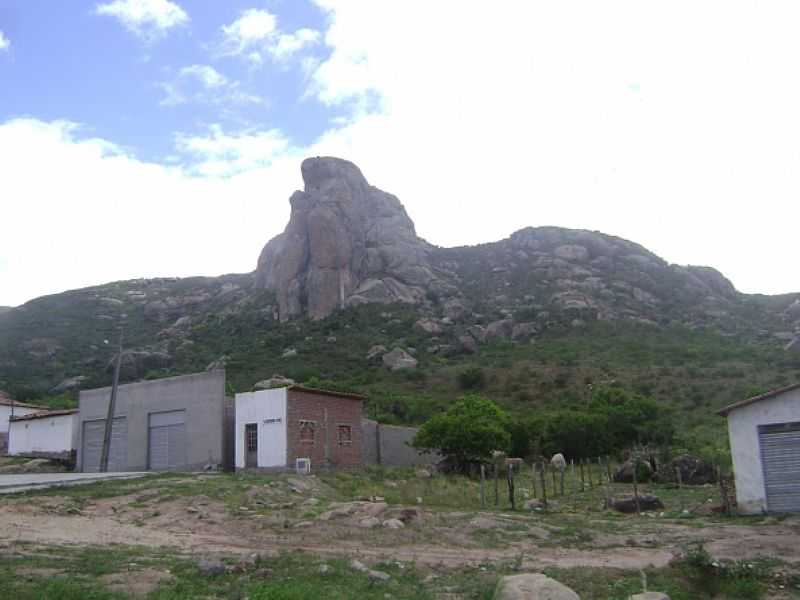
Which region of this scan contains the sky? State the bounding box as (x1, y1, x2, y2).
(1, 0, 799, 307)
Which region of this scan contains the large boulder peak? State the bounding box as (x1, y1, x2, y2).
(256, 157, 445, 320)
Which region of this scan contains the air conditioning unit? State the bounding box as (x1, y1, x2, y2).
(295, 458, 311, 475)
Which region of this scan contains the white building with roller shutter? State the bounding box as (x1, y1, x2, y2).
(720, 383, 800, 514)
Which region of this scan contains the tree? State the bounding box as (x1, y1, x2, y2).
(413, 395, 510, 470)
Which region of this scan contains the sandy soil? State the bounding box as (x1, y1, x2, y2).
(1, 491, 799, 572)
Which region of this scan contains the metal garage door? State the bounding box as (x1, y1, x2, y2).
(148, 410, 186, 470)
(82, 418, 128, 472)
(759, 422, 800, 513)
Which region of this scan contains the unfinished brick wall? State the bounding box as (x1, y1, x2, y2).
(286, 389, 363, 470)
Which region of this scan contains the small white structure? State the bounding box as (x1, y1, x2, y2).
(0, 393, 47, 453)
(8, 409, 79, 459)
(720, 383, 800, 514)
(235, 388, 287, 469)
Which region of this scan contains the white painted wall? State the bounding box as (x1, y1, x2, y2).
(235, 388, 287, 469)
(727, 388, 800, 514)
(8, 413, 79, 455)
(1, 405, 42, 433)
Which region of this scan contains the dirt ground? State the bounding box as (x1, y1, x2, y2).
(1, 475, 798, 574)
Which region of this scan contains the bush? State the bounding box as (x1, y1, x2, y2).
(458, 366, 486, 390)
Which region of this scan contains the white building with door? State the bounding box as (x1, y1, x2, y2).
(720, 383, 800, 514)
(8, 409, 79, 459)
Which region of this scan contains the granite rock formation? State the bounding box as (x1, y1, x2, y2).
(255, 157, 447, 320)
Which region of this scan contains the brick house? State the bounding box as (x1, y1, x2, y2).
(234, 385, 364, 471)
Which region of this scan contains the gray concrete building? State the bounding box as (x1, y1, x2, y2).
(78, 370, 231, 472)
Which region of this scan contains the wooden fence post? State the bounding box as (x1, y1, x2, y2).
(507, 463, 516, 510)
(480, 464, 486, 509)
(632, 457, 641, 515)
(551, 467, 557, 495)
(531, 462, 537, 499)
(539, 462, 548, 508)
(571, 459, 576, 495)
(606, 456, 612, 483)
(587, 459, 594, 490)
(494, 462, 499, 506)
(579, 459, 585, 492)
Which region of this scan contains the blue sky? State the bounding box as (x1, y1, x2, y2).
(1, 1, 800, 306)
(0, 1, 333, 161)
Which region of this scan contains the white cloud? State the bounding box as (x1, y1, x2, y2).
(95, 0, 188, 39)
(180, 65, 227, 89)
(175, 125, 295, 177)
(0, 30, 9, 52)
(0, 118, 300, 307)
(159, 65, 263, 107)
(220, 8, 320, 63)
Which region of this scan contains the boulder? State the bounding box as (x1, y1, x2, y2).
(414, 318, 443, 335)
(630, 593, 670, 600)
(366, 344, 387, 361)
(255, 157, 445, 320)
(554, 244, 590, 262)
(610, 494, 664, 513)
(357, 517, 381, 528)
(49, 375, 87, 394)
(282, 348, 298, 358)
(786, 336, 800, 352)
(511, 322, 537, 340)
(382, 518, 405, 529)
(467, 325, 488, 343)
(253, 375, 296, 390)
(613, 460, 653, 483)
(443, 298, 468, 321)
(458, 334, 479, 354)
(197, 559, 226, 577)
(485, 319, 514, 342)
(494, 573, 580, 600)
(382, 347, 417, 371)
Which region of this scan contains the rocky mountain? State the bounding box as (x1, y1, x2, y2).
(1, 156, 799, 428)
(256, 157, 799, 340)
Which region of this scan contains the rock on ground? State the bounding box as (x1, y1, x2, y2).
(494, 573, 580, 600)
(631, 593, 670, 600)
(611, 494, 664, 513)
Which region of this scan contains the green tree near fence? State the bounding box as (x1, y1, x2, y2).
(508, 386, 675, 460)
(413, 394, 510, 470)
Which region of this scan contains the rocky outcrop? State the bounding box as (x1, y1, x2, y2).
(381, 348, 418, 370)
(255, 157, 447, 320)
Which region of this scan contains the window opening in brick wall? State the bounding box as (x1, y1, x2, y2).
(337, 424, 353, 446)
(300, 420, 316, 445)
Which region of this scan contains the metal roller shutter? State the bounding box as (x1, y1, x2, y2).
(82, 418, 127, 472)
(759, 422, 800, 513)
(148, 410, 186, 470)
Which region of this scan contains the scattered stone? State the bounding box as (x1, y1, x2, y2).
(415, 469, 432, 479)
(611, 494, 665, 513)
(485, 319, 514, 342)
(361, 502, 389, 517)
(358, 517, 381, 528)
(444, 298, 467, 321)
(350, 559, 368, 572)
(282, 348, 298, 358)
(319, 564, 332, 575)
(494, 573, 580, 600)
(100, 569, 175, 597)
(382, 518, 405, 529)
(368, 569, 391, 582)
(49, 375, 88, 394)
(631, 593, 670, 600)
(469, 516, 500, 530)
(656, 454, 716, 485)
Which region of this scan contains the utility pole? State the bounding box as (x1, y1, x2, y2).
(99, 328, 123, 473)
